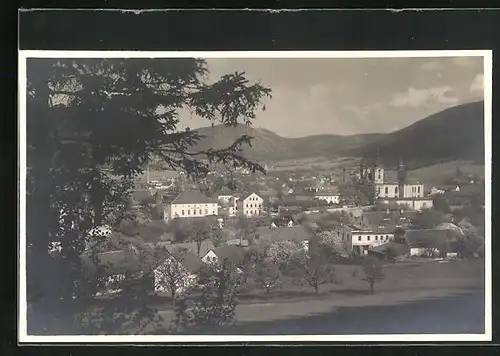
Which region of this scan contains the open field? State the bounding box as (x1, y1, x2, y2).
(268, 156, 359, 173)
(148, 259, 484, 331)
(409, 160, 484, 187)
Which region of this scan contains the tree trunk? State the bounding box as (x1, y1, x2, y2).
(171, 289, 176, 306)
(314, 284, 319, 297)
(370, 281, 374, 295)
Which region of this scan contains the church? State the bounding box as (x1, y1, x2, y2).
(355, 150, 433, 211)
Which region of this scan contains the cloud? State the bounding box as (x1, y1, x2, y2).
(421, 61, 444, 71)
(392, 87, 460, 107)
(470, 73, 484, 93)
(309, 83, 334, 100)
(389, 86, 459, 108)
(451, 57, 481, 69)
(342, 102, 384, 117)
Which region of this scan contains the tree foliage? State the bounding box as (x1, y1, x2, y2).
(189, 218, 212, 256)
(153, 247, 194, 301)
(267, 240, 303, 271)
(170, 260, 241, 332)
(361, 256, 385, 295)
(410, 209, 446, 230)
(26, 57, 271, 334)
(290, 242, 337, 296)
(252, 259, 282, 294)
(317, 230, 350, 259)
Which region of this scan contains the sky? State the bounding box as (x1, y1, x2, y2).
(183, 56, 484, 137)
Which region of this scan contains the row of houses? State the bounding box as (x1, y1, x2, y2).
(81, 224, 312, 298)
(162, 190, 265, 221)
(82, 217, 468, 298)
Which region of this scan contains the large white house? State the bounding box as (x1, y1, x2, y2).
(237, 192, 264, 217)
(164, 190, 218, 221)
(340, 224, 394, 255)
(315, 187, 340, 205)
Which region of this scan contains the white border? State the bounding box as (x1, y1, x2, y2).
(18, 50, 492, 344)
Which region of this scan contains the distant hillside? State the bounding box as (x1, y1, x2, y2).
(344, 101, 485, 170)
(192, 124, 382, 161)
(193, 124, 291, 161)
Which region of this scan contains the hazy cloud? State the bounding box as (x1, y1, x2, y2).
(470, 73, 484, 94)
(389, 86, 460, 108)
(421, 61, 444, 71)
(184, 56, 486, 136)
(451, 56, 482, 69)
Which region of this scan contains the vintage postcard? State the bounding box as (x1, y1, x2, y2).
(18, 50, 491, 343)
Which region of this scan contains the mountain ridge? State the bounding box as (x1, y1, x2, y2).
(190, 101, 484, 167)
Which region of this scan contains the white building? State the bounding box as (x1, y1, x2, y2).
(341, 224, 395, 255)
(358, 154, 429, 209)
(315, 187, 340, 205)
(237, 192, 264, 217)
(218, 194, 234, 204)
(429, 186, 445, 195)
(164, 190, 218, 221)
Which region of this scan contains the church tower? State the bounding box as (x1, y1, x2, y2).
(359, 159, 365, 181)
(373, 148, 384, 184)
(397, 156, 407, 198)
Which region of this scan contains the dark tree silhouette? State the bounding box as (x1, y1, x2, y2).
(26, 57, 271, 334)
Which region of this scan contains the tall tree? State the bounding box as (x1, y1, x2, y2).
(170, 259, 241, 332)
(25, 57, 271, 333)
(153, 247, 194, 302)
(252, 259, 282, 295)
(361, 255, 385, 295)
(290, 240, 337, 296)
(190, 218, 212, 257)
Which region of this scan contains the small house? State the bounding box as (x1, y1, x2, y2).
(405, 229, 458, 258)
(153, 249, 206, 295)
(202, 245, 246, 271)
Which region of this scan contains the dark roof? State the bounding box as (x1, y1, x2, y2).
(383, 171, 421, 185)
(362, 211, 416, 231)
(169, 249, 206, 274)
(316, 186, 340, 195)
(371, 241, 409, 256)
(171, 190, 217, 204)
(81, 249, 144, 276)
(165, 240, 215, 257)
(215, 187, 234, 196)
(404, 229, 449, 248)
(256, 225, 311, 244)
(131, 190, 154, 203)
(210, 245, 246, 266)
(258, 189, 279, 197)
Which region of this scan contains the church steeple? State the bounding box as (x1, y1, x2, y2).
(375, 148, 381, 167)
(359, 158, 365, 180)
(397, 156, 407, 185)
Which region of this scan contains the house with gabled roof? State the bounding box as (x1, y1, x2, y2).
(202, 245, 246, 272)
(405, 229, 460, 258)
(236, 192, 264, 217)
(163, 189, 218, 221)
(153, 248, 207, 296)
